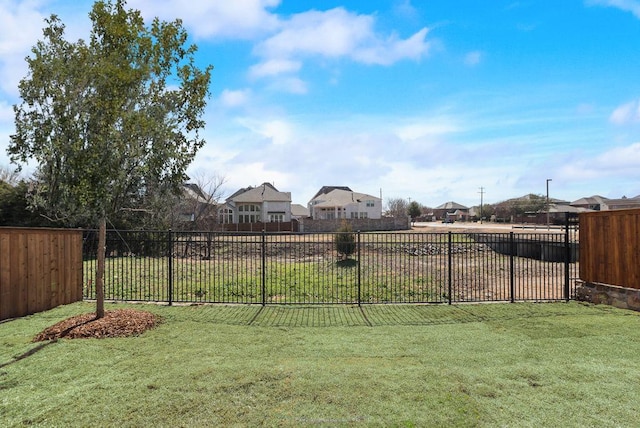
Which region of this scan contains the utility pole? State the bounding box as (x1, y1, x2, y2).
(546, 178, 552, 229)
(479, 187, 485, 224)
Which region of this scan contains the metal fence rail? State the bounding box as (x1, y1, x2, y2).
(82, 228, 579, 305)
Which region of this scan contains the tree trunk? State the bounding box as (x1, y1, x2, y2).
(96, 216, 106, 319)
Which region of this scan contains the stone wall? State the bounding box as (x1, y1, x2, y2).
(299, 216, 411, 233)
(575, 282, 640, 311)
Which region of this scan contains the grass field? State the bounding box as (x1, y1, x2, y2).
(1, 301, 639, 427)
(84, 248, 573, 304)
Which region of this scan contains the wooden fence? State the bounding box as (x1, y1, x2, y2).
(579, 209, 640, 289)
(0, 228, 83, 321)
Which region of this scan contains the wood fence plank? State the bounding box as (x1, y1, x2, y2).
(0, 234, 10, 320)
(11, 233, 28, 317)
(73, 233, 83, 301)
(580, 209, 640, 289)
(0, 228, 83, 320)
(42, 234, 53, 309)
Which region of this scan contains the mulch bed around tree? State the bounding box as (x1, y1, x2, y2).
(33, 309, 161, 342)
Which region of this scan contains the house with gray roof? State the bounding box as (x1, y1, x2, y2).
(570, 195, 609, 211)
(219, 182, 292, 224)
(308, 187, 382, 220)
(176, 183, 217, 224)
(570, 194, 640, 211)
(433, 201, 469, 221)
(602, 196, 640, 211)
(291, 204, 310, 219)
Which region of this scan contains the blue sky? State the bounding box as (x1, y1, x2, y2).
(1, 0, 640, 207)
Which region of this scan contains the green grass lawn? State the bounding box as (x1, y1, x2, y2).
(2, 301, 639, 427)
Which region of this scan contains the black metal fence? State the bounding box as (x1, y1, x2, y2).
(83, 226, 579, 305)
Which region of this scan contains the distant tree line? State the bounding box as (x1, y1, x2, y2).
(384, 194, 549, 224)
(0, 166, 224, 230)
(473, 194, 547, 222)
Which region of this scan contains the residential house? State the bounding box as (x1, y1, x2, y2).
(308, 186, 382, 220)
(570, 195, 609, 211)
(602, 195, 640, 210)
(177, 183, 217, 224)
(291, 204, 310, 220)
(570, 195, 640, 211)
(433, 201, 469, 221)
(219, 182, 292, 224)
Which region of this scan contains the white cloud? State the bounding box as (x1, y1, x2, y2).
(248, 59, 301, 78)
(237, 118, 294, 145)
(0, 1, 44, 56)
(222, 161, 291, 193)
(587, 0, 640, 19)
(0, 1, 48, 97)
(267, 76, 308, 94)
(219, 89, 251, 108)
(464, 51, 483, 66)
(353, 28, 430, 65)
(251, 7, 430, 76)
(129, 0, 281, 39)
(255, 8, 373, 59)
(0, 100, 13, 123)
(558, 142, 640, 183)
(396, 120, 459, 141)
(609, 99, 640, 124)
(596, 142, 640, 168)
(393, 0, 419, 20)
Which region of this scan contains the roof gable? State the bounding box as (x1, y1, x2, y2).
(228, 182, 291, 203)
(435, 201, 469, 210)
(570, 195, 609, 206)
(310, 186, 353, 201)
(311, 189, 380, 207)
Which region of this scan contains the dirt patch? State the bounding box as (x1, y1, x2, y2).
(33, 309, 160, 341)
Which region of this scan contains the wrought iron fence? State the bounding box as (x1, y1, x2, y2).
(83, 226, 579, 305)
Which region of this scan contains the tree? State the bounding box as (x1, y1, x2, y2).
(386, 197, 409, 217)
(0, 165, 20, 186)
(473, 203, 495, 221)
(0, 180, 49, 227)
(407, 201, 422, 223)
(8, 0, 212, 318)
(173, 170, 226, 230)
(110, 171, 226, 231)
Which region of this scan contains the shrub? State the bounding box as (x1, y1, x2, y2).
(334, 221, 356, 259)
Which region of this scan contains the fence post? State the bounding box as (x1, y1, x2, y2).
(509, 232, 515, 303)
(261, 230, 266, 306)
(564, 214, 571, 302)
(357, 230, 361, 306)
(168, 229, 173, 306)
(447, 232, 452, 305)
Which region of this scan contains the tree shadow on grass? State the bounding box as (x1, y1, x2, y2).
(336, 259, 358, 268)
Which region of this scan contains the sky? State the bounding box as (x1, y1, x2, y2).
(1, 0, 640, 208)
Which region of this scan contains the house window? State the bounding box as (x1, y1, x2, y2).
(321, 208, 335, 220)
(218, 208, 233, 224)
(268, 212, 284, 222)
(366, 200, 375, 207)
(238, 204, 261, 223)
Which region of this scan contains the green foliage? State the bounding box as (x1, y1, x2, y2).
(334, 221, 356, 259)
(407, 201, 422, 220)
(8, 0, 212, 226)
(0, 180, 52, 227)
(7, 0, 212, 317)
